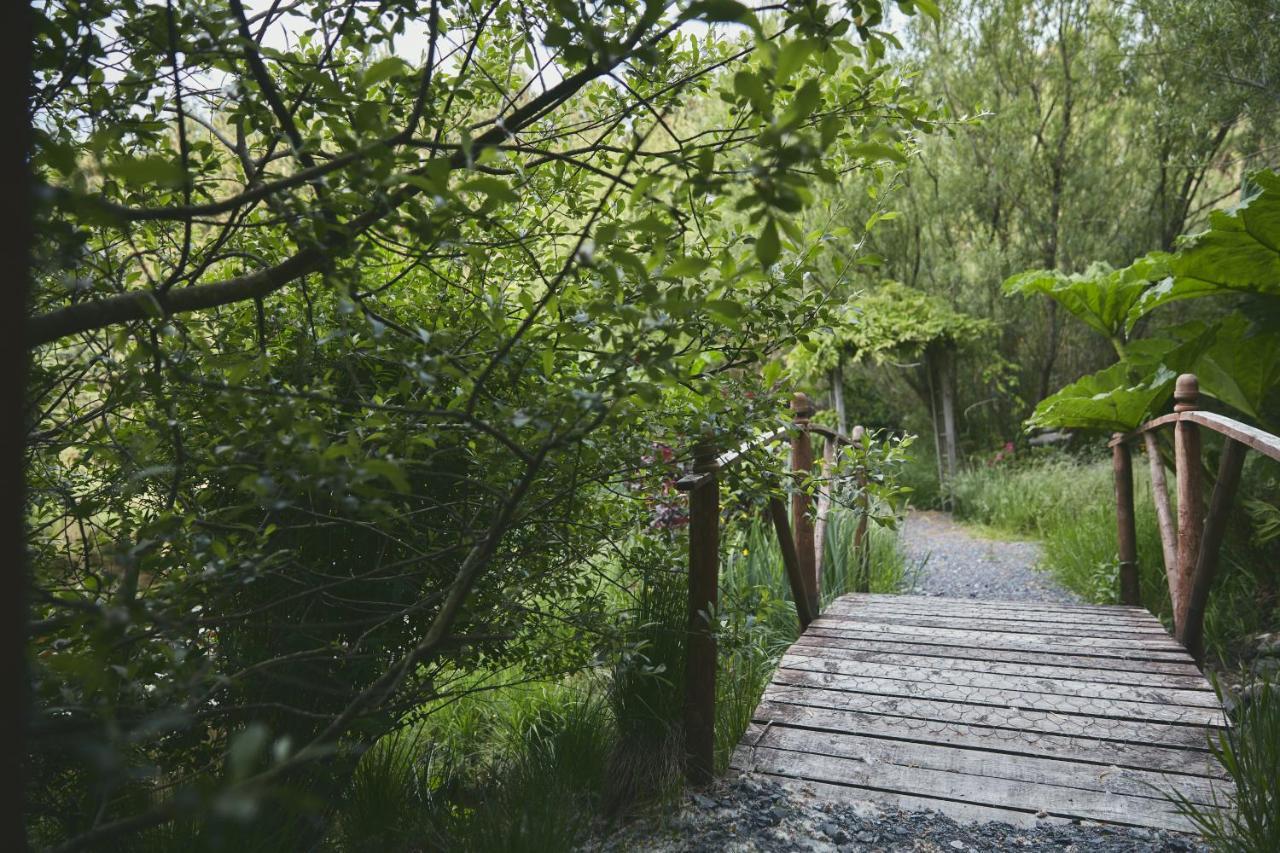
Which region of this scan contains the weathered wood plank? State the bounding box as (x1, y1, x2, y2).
(780, 653, 1222, 708)
(760, 682, 1218, 748)
(734, 745, 1202, 831)
(741, 721, 1226, 805)
(790, 633, 1204, 678)
(825, 597, 1165, 627)
(770, 667, 1226, 727)
(833, 592, 1156, 618)
(805, 622, 1190, 659)
(752, 700, 1227, 779)
(816, 610, 1173, 640)
(788, 637, 1213, 690)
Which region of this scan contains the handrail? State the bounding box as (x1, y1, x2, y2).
(1108, 410, 1280, 461)
(807, 423, 861, 446)
(1182, 411, 1280, 462)
(1108, 374, 1280, 664)
(675, 390, 866, 783)
(674, 426, 789, 492)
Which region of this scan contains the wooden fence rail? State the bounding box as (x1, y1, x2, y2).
(675, 392, 863, 781)
(1109, 373, 1280, 664)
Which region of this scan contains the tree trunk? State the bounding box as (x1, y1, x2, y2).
(2, 1, 33, 843)
(939, 348, 958, 480)
(830, 356, 848, 436)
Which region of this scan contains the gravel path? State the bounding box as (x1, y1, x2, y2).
(901, 510, 1080, 604)
(583, 775, 1204, 852)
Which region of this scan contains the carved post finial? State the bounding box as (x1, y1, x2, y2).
(791, 391, 815, 421)
(1174, 374, 1199, 413)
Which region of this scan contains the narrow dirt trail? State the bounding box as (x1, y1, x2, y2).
(900, 510, 1080, 605)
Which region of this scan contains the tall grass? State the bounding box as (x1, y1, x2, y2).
(332, 670, 613, 852)
(1171, 678, 1280, 853)
(948, 453, 1272, 664)
(715, 509, 907, 766)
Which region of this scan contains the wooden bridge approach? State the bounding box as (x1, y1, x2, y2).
(674, 375, 1280, 832)
(734, 593, 1227, 831)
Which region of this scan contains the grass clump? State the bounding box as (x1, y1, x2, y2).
(1171, 678, 1280, 853)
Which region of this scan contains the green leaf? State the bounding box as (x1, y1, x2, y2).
(364, 56, 410, 87)
(362, 458, 410, 493)
(687, 0, 757, 27)
(1128, 171, 1280, 321)
(913, 0, 942, 24)
(780, 78, 820, 128)
(107, 155, 185, 187)
(849, 141, 907, 165)
(756, 218, 780, 267)
(1191, 313, 1280, 426)
(706, 299, 745, 322)
(1029, 362, 1178, 431)
(1005, 258, 1165, 343)
(666, 256, 711, 277)
(776, 39, 815, 84)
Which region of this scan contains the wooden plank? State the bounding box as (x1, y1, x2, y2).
(805, 622, 1190, 659)
(826, 597, 1166, 627)
(823, 602, 1166, 631)
(816, 610, 1172, 640)
(760, 682, 1218, 748)
(835, 592, 1156, 618)
(752, 699, 1227, 779)
(791, 633, 1204, 677)
(788, 637, 1213, 690)
(741, 721, 1226, 805)
(770, 667, 1226, 727)
(733, 745, 1201, 831)
(780, 653, 1222, 709)
(1109, 412, 1181, 449)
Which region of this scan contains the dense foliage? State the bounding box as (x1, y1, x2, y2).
(1005, 170, 1280, 433)
(796, 0, 1280, 454)
(27, 0, 941, 847)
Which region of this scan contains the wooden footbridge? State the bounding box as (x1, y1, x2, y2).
(675, 375, 1280, 832)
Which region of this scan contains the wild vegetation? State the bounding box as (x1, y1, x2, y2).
(19, 0, 1280, 849)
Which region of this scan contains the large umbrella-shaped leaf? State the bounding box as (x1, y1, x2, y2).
(1128, 171, 1280, 327)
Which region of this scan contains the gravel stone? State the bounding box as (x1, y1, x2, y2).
(901, 511, 1080, 604)
(580, 775, 1206, 852)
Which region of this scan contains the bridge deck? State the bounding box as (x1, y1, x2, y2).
(732, 593, 1232, 832)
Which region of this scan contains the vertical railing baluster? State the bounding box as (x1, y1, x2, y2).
(789, 393, 820, 617)
(683, 438, 719, 783)
(1182, 438, 1247, 663)
(1172, 374, 1204, 651)
(1112, 434, 1140, 606)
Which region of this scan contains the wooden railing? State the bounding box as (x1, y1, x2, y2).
(1110, 373, 1280, 664)
(675, 392, 865, 782)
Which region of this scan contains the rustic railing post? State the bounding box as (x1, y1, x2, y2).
(850, 425, 871, 593)
(789, 392, 820, 616)
(1181, 438, 1247, 663)
(1172, 374, 1204, 652)
(768, 497, 817, 629)
(683, 437, 719, 784)
(1112, 434, 1140, 606)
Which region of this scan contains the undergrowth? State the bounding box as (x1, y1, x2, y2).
(1171, 678, 1280, 853)
(322, 509, 905, 850)
(949, 453, 1274, 664)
